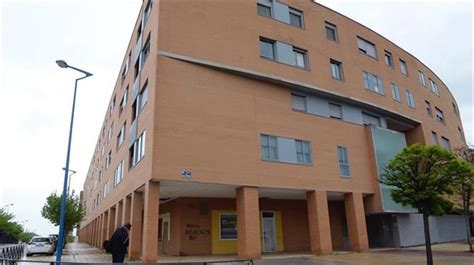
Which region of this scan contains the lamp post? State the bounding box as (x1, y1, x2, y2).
(62, 168, 77, 196)
(55, 60, 92, 263)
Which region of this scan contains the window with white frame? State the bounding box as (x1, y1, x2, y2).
(362, 112, 381, 127)
(289, 7, 303, 28)
(384, 50, 393, 66)
(429, 79, 440, 96)
(261, 134, 278, 161)
(295, 140, 311, 165)
(293, 47, 307, 68)
(435, 107, 445, 124)
(291, 93, 307, 112)
(357, 37, 377, 58)
(399, 59, 408, 75)
(130, 131, 146, 167)
(337, 146, 350, 177)
(441, 137, 451, 151)
(103, 181, 109, 198)
(391, 83, 401, 102)
(119, 87, 128, 115)
(431, 131, 439, 145)
(363, 71, 384, 95)
(330, 59, 343, 80)
(114, 160, 124, 187)
(259, 37, 275, 60)
(405, 90, 415, 108)
(325, 22, 338, 42)
(117, 122, 126, 149)
(329, 103, 343, 119)
(418, 70, 426, 86)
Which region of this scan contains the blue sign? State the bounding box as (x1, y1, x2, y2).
(181, 170, 192, 178)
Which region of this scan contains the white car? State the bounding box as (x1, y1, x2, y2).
(26, 236, 55, 256)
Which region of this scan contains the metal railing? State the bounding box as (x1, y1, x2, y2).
(0, 244, 24, 260)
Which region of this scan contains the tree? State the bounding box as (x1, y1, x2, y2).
(41, 191, 85, 241)
(0, 208, 34, 243)
(453, 145, 474, 252)
(382, 144, 462, 265)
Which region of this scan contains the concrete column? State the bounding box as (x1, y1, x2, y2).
(101, 212, 108, 246)
(108, 207, 116, 239)
(129, 190, 144, 260)
(306, 190, 333, 255)
(344, 192, 369, 252)
(123, 196, 132, 225)
(96, 216, 101, 247)
(142, 181, 160, 262)
(236, 186, 261, 259)
(115, 201, 123, 230)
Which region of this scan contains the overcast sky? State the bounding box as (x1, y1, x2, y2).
(0, 0, 472, 236)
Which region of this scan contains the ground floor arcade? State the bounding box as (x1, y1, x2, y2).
(78, 181, 370, 262)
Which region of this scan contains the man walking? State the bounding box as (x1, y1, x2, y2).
(109, 223, 131, 263)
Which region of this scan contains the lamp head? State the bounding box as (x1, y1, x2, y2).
(56, 60, 68, 68)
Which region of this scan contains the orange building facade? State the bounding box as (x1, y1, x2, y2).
(78, 0, 466, 262)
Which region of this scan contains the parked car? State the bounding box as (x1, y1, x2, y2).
(26, 236, 55, 256)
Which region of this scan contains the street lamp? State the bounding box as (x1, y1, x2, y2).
(55, 60, 92, 263)
(62, 168, 77, 196)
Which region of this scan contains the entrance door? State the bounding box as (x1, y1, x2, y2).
(159, 213, 170, 255)
(262, 211, 276, 252)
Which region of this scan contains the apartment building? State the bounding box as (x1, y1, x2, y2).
(78, 0, 467, 262)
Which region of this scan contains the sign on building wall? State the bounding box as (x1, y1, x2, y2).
(220, 214, 237, 239)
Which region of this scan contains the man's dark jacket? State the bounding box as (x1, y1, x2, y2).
(110, 227, 129, 254)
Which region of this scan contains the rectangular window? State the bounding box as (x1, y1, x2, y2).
(110, 95, 116, 114)
(418, 70, 426, 86)
(103, 182, 109, 198)
(119, 87, 128, 115)
(117, 123, 126, 149)
(220, 213, 237, 240)
(130, 131, 146, 167)
(362, 112, 381, 127)
(431, 131, 438, 145)
(441, 137, 451, 151)
(289, 8, 303, 28)
(435, 107, 445, 124)
(114, 160, 124, 187)
(325, 22, 338, 42)
(384, 50, 393, 66)
(293, 47, 307, 68)
(391, 83, 401, 102)
(429, 79, 440, 96)
(405, 90, 415, 108)
(425, 100, 432, 116)
(108, 122, 114, 142)
(363, 71, 384, 95)
(330, 59, 343, 80)
(295, 140, 312, 164)
(132, 80, 149, 120)
(122, 52, 131, 78)
(452, 102, 458, 116)
(141, 34, 151, 67)
(357, 37, 377, 58)
(261, 134, 278, 161)
(399, 59, 408, 75)
(458, 127, 464, 140)
(291, 93, 307, 112)
(257, 3, 272, 17)
(337, 146, 350, 177)
(329, 103, 343, 119)
(143, 0, 153, 25)
(106, 150, 112, 169)
(259, 37, 275, 60)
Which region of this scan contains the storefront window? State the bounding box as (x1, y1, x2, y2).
(220, 214, 237, 240)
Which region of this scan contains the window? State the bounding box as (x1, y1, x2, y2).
(103, 182, 109, 198)
(106, 150, 112, 169)
(330, 59, 343, 80)
(362, 112, 381, 126)
(405, 90, 415, 108)
(435, 107, 445, 124)
(108, 122, 113, 142)
(431, 131, 438, 145)
(384, 50, 393, 66)
(391, 83, 401, 102)
(261, 134, 278, 161)
(220, 214, 237, 240)
(122, 52, 131, 78)
(418, 70, 426, 86)
(399, 59, 408, 75)
(110, 95, 116, 115)
(325, 22, 338, 42)
(130, 131, 146, 167)
(295, 140, 311, 164)
(257, 3, 272, 17)
(137, 22, 142, 43)
(458, 127, 464, 140)
(132, 81, 149, 120)
(293, 47, 307, 68)
(363, 71, 384, 94)
(291, 93, 306, 112)
(425, 100, 432, 116)
(357, 37, 377, 58)
(114, 160, 124, 187)
(117, 123, 126, 149)
(429, 79, 440, 96)
(329, 103, 343, 119)
(259, 38, 275, 60)
(98, 170, 102, 182)
(337, 146, 350, 177)
(452, 102, 458, 116)
(143, 0, 153, 26)
(119, 87, 128, 115)
(289, 8, 303, 28)
(141, 34, 151, 67)
(441, 137, 451, 151)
